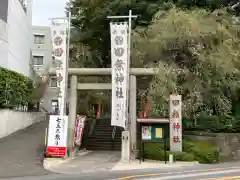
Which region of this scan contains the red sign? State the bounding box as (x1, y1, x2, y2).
(173, 122, 180, 131)
(46, 146, 67, 157)
(74, 115, 86, 146)
(173, 136, 180, 143)
(172, 110, 179, 118)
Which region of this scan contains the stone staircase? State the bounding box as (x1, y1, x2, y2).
(86, 118, 123, 151)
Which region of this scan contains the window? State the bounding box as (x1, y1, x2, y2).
(51, 100, 59, 114)
(34, 34, 45, 44)
(50, 77, 57, 87)
(33, 56, 43, 66)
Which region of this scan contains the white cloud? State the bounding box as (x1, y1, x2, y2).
(32, 0, 69, 26)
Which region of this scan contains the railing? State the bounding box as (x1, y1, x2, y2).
(112, 126, 117, 140)
(111, 126, 117, 149)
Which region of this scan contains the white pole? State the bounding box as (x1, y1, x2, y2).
(67, 11, 71, 60)
(65, 11, 71, 115)
(126, 10, 132, 130)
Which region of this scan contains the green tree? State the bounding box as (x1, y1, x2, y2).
(68, 0, 238, 67)
(131, 8, 240, 118)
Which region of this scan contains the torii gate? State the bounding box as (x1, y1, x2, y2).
(49, 67, 157, 159)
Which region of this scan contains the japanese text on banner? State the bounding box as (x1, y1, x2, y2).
(51, 21, 67, 116)
(110, 22, 128, 128)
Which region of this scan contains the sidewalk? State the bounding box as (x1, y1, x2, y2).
(43, 150, 199, 175)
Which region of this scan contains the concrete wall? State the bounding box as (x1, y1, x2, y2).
(0, 110, 47, 139)
(0, 0, 32, 77)
(0, 0, 8, 22)
(0, 20, 8, 71)
(184, 132, 240, 162)
(7, 0, 32, 76)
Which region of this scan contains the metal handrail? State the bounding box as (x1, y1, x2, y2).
(112, 126, 117, 140)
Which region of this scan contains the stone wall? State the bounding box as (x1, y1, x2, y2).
(184, 132, 240, 162)
(0, 109, 47, 139)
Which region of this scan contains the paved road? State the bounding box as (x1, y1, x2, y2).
(0, 120, 51, 178)
(2, 162, 240, 180)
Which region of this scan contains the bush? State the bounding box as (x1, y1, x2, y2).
(183, 140, 219, 164)
(143, 140, 219, 164)
(183, 114, 240, 133)
(0, 67, 35, 109)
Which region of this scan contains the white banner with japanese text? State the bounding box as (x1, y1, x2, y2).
(169, 95, 182, 152)
(47, 115, 68, 157)
(110, 22, 128, 129)
(51, 21, 68, 116)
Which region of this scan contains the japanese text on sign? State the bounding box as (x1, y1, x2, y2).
(47, 115, 68, 157)
(169, 95, 182, 152)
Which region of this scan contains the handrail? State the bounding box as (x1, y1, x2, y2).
(112, 126, 117, 140)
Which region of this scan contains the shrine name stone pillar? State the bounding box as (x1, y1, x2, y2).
(129, 75, 137, 159)
(67, 75, 77, 156)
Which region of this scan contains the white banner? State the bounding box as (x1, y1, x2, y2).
(51, 21, 68, 116)
(169, 95, 182, 152)
(110, 22, 128, 128)
(47, 115, 68, 148)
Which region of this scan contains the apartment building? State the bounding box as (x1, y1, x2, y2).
(32, 25, 56, 112)
(32, 26, 53, 75)
(31, 26, 93, 113)
(32, 25, 71, 113)
(0, 0, 33, 77)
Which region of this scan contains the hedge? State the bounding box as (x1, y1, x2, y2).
(182, 115, 240, 133)
(0, 67, 35, 109)
(143, 140, 219, 164)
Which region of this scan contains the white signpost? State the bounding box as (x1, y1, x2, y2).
(169, 95, 182, 152)
(46, 115, 68, 157)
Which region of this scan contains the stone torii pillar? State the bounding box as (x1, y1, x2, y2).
(67, 75, 77, 156)
(129, 75, 137, 159)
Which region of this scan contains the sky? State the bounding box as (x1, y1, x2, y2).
(32, 0, 68, 26)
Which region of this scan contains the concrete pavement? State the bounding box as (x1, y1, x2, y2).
(43, 150, 199, 174)
(0, 120, 51, 178)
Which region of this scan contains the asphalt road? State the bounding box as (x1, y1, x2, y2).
(1, 162, 240, 180)
(0, 120, 51, 178)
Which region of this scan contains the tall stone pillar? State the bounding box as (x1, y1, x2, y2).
(67, 75, 77, 156)
(129, 75, 137, 159)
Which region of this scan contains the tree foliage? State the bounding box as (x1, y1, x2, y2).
(68, 0, 239, 67)
(132, 8, 240, 118)
(0, 67, 32, 109)
(68, 0, 240, 120)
